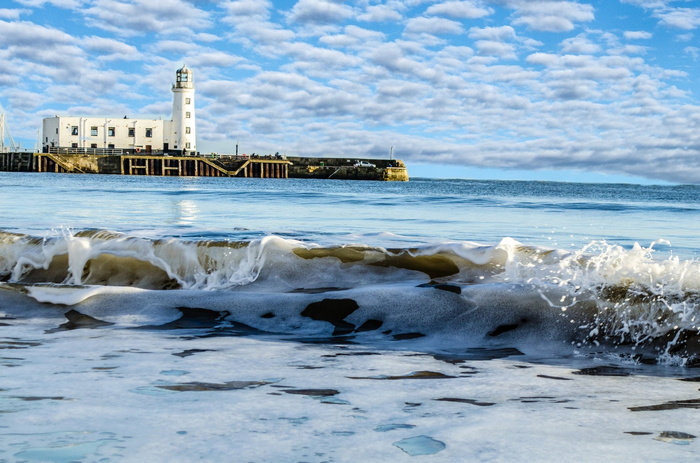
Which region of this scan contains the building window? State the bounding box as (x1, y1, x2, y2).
(185, 98, 191, 104)
(91, 127, 98, 136)
(55, 128, 58, 134)
(145, 128, 153, 138)
(90, 143, 98, 148)
(108, 127, 115, 137)
(186, 142, 191, 149)
(71, 126, 78, 135)
(128, 127, 135, 137)
(108, 144, 115, 149)
(71, 143, 78, 148)
(185, 127, 191, 134)
(186, 112, 191, 119)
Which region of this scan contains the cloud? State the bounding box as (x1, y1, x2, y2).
(0, 9, 30, 19)
(405, 17, 465, 35)
(468, 25, 517, 41)
(83, 0, 212, 37)
(560, 35, 600, 54)
(14, 0, 81, 7)
(357, 3, 404, 22)
(288, 0, 354, 24)
(657, 8, 700, 30)
(501, 0, 595, 32)
(221, 0, 271, 18)
(82, 36, 141, 61)
(624, 30, 653, 40)
(425, 1, 493, 19)
(621, 1, 700, 31)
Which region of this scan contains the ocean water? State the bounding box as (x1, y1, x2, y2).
(1, 172, 700, 462)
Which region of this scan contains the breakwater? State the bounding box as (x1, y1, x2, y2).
(0, 152, 408, 181)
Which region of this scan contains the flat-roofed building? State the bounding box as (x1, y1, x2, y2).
(42, 65, 196, 155)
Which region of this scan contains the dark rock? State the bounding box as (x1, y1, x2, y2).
(301, 299, 359, 336)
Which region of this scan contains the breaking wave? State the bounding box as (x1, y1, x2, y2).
(1, 229, 699, 365)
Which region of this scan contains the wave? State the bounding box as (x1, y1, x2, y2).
(1, 229, 699, 365)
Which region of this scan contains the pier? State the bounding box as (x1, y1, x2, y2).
(0, 151, 408, 181)
(31, 152, 292, 178)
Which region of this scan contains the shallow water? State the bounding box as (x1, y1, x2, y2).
(1, 172, 699, 460)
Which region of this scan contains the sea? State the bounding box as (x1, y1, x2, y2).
(1, 171, 699, 462)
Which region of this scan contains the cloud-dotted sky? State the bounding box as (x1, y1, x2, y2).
(1, 0, 699, 183)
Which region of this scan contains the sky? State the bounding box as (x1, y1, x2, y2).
(0, 0, 699, 184)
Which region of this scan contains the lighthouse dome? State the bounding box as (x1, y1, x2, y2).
(175, 65, 193, 88)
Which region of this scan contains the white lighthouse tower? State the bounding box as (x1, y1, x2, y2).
(171, 65, 196, 154)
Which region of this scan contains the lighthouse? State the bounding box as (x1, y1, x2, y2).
(171, 65, 196, 154)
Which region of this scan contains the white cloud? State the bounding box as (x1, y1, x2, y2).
(624, 30, 653, 40)
(405, 17, 465, 35)
(221, 0, 271, 18)
(468, 25, 516, 41)
(425, 1, 492, 19)
(14, 0, 82, 7)
(560, 35, 600, 54)
(288, 0, 354, 24)
(502, 0, 595, 32)
(357, 3, 404, 22)
(84, 0, 211, 37)
(82, 36, 141, 61)
(657, 8, 700, 30)
(0, 9, 30, 19)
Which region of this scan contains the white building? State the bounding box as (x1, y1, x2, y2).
(42, 66, 197, 155)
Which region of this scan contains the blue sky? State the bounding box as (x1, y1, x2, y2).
(1, 0, 699, 184)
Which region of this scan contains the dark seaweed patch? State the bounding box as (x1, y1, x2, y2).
(348, 371, 456, 380)
(392, 332, 425, 341)
(0, 340, 41, 349)
(172, 348, 216, 358)
(355, 319, 383, 332)
(488, 319, 528, 337)
(158, 380, 270, 392)
(140, 308, 269, 338)
(537, 374, 573, 381)
(147, 308, 228, 330)
(434, 398, 495, 406)
(283, 389, 340, 397)
(629, 398, 700, 412)
(13, 396, 70, 401)
(573, 366, 633, 376)
(462, 347, 524, 360)
(46, 309, 113, 333)
(322, 352, 381, 358)
(301, 299, 359, 336)
(417, 282, 462, 294)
